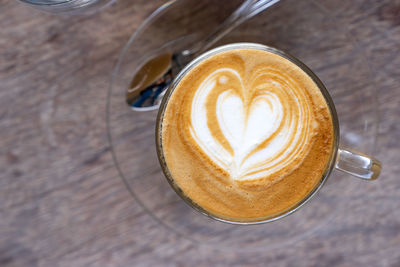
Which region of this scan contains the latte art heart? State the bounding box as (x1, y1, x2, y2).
(190, 66, 316, 182)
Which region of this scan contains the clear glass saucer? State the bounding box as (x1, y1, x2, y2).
(107, 0, 379, 251)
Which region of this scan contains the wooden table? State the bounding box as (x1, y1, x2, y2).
(1, 0, 399, 266)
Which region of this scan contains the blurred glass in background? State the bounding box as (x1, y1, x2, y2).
(17, 0, 115, 14)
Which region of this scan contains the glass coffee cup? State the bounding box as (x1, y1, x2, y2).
(155, 43, 381, 224)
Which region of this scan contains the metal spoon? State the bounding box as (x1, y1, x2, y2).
(126, 0, 280, 111)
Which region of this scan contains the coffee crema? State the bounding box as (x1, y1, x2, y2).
(159, 47, 334, 221)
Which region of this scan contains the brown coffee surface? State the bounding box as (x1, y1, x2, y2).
(160, 47, 334, 221)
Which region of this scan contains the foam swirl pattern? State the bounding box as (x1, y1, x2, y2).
(160, 48, 334, 220)
(190, 65, 316, 182)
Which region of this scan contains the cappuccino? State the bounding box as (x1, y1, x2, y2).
(158, 44, 334, 221)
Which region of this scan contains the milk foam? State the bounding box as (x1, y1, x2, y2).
(190, 66, 314, 181)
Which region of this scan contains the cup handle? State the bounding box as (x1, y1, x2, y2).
(335, 146, 381, 180)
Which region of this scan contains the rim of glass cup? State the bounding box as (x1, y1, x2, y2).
(18, 0, 71, 5)
(156, 42, 340, 225)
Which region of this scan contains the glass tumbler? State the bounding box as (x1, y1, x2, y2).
(17, 0, 115, 14)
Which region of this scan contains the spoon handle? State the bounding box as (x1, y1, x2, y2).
(191, 0, 280, 54)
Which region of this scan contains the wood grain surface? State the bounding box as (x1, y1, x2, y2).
(1, 0, 400, 266)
